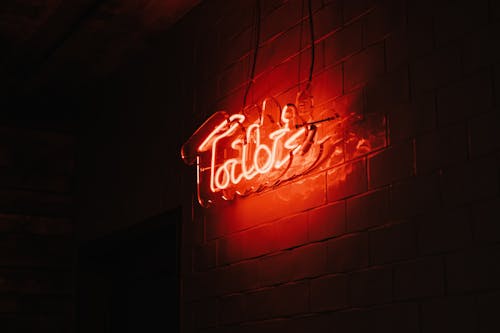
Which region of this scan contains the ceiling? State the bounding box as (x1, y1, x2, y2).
(0, 0, 200, 126)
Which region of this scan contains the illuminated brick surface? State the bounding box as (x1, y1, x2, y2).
(174, 0, 500, 332)
(52, 0, 500, 331)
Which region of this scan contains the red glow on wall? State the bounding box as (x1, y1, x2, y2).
(182, 92, 347, 206)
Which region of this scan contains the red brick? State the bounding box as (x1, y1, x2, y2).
(216, 0, 254, 41)
(345, 112, 387, 161)
(472, 198, 500, 243)
(313, 2, 342, 40)
(206, 172, 326, 239)
(324, 21, 363, 66)
(365, 67, 410, 114)
(326, 307, 372, 332)
(197, 30, 223, 83)
(478, 291, 500, 333)
(184, 270, 217, 301)
(394, 257, 445, 300)
(310, 274, 348, 312)
(462, 23, 500, 74)
(370, 221, 417, 264)
(343, 0, 375, 23)
(441, 157, 499, 206)
(406, 1, 434, 48)
(434, 0, 489, 47)
(389, 174, 441, 219)
(368, 141, 414, 188)
(219, 59, 249, 97)
(187, 204, 204, 248)
(246, 224, 282, 259)
(252, 313, 332, 333)
(255, 25, 301, 75)
(219, 294, 245, 325)
(222, 27, 253, 66)
(437, 70, 493, 125)
(219, 219, 305, 265)
(274, 84, 298, 104)
(259, 243, 327, 286)
(214, 85, 246, 115)
(326, 233, 369, 272)
(254, 55, 307, 101)
(446, 245, 500, 293)
(363, 0, 405, 45)
(195, 241, 217, 271)
(384, 31, 407, 72)
(260, 0, 302, 42)
(369, 303, 419, 333)
(417, 208, 472, 255)
(274, 213, 308, 250)
(422, 296, 477, 333)
(193, 298, 217, 328)
(214, 260, 260, 295)
(349, 266, 392, 306)
(385, 15, 433, 71)
(311, 64, 343, 104)
(318, 88, 364, 118)
(410, 45, 461, 96)
(346, 188, 389, 232)
(308, 201, 346, 241)
(297, 40, 324, 82)
(245, 282, 309, 321)
(218, 232, 245, 265)
(196, 78, 219, 117)
(388, 93, 436, 143)
(260, 0, 288, 17)
(469, 111, 500, 158)
(415, 123, 468, 175)
(327, 159, 367, 202)
(344, 43, 385, 91)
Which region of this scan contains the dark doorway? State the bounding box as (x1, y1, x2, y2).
(77, 207, 180, 333)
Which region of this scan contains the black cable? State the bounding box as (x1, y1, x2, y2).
(243, 0, 261, 108)
(307, 0, 315, 88)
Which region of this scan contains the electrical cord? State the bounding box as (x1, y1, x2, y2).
(243, 0, 261, 108)
(306, 0, 315, 89)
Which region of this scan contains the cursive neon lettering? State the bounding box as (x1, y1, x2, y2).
(182, 94, 339, 206)
(198, 103, 315, 193)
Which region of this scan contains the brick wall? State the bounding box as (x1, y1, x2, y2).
(178, 0, 500, 332)
(0, 126, 75, 331)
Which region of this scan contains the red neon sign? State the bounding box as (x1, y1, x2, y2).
(182, 95, 340, 206)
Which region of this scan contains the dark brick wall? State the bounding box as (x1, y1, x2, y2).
(0, 126, 75, 331)
(74, 0, 499, 332)
(176, 0, 500, 332)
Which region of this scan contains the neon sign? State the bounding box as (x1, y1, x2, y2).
(182, 95, 339, 207)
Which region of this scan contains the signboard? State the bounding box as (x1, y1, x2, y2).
(181, 94, 343, 207)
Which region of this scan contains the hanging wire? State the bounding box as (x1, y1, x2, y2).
(298, 0, 305, 90)
(306, 0, 315, 89)
(242, 0, 261, 108)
